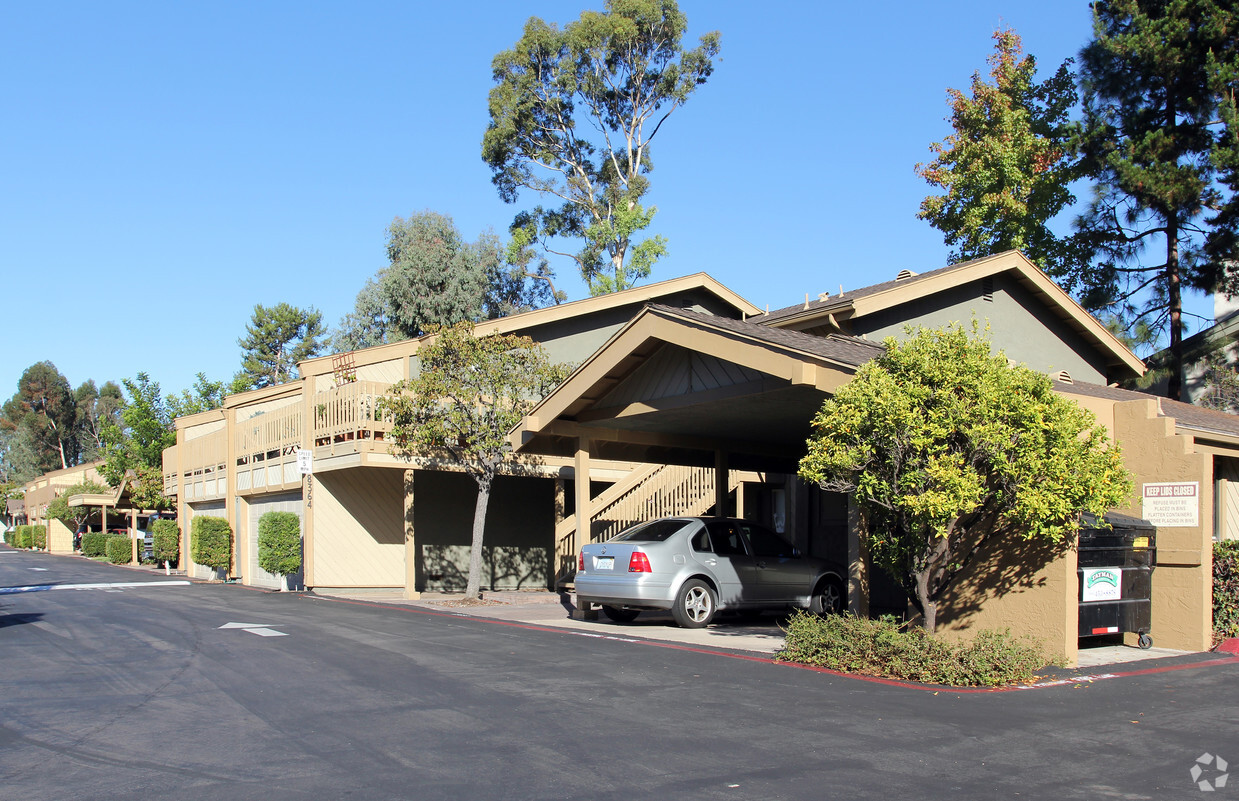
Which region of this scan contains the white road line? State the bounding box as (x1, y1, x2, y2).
(0, 580, 191, 595)
(219, 622, 288, 637)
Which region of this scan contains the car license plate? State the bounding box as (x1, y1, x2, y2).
(593, 556, 614, 570)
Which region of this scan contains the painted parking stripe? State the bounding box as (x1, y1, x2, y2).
(0, 580, 191, 594)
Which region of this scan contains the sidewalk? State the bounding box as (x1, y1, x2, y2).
(313, 588, 791, 654)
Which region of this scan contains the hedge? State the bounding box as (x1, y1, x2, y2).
(191, 516, 232, 573)
(81, 532, 117, 557)
(257, 511, 302, 579)
(1215, 540, 1239, 640)
(105, 536, 133, 565)
(32, 525, 46, 550)
(777, 610, 1050, 687)
(16, 525, 34, 549)
(150, 519, 180, 566)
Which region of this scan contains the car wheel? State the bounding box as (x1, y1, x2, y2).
(672, 579, 716, 628)
(809, 576, 845, 615)
(601, 605, 640, 623)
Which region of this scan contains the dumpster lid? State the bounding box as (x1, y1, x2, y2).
(1080, 511, 1156, 532)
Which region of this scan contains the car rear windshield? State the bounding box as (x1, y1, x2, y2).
(612, 519, 695, 542)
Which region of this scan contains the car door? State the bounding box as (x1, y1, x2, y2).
(740, 522, 815, 603)
(694, 520, 758, 606)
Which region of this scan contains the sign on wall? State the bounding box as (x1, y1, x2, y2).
(296, 448, 313, 476)
(1141, 481, 1199, 527)
(1081, 568, 1122, 602)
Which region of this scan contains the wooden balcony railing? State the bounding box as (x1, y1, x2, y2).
(312, 380, 394, 454)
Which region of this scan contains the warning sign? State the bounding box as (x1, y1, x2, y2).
(1141, 481, 1198, 527)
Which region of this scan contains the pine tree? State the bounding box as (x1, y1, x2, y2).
(1073, 0, 1239, 400)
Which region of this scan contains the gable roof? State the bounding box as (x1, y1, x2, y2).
(297, 272, 762, 377)
(752, 251, 1145, 380)
(510, 304, 882, 470)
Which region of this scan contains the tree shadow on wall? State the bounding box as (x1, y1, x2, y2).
(937, 531, 1074, 632)
(422, 544, 551, 592)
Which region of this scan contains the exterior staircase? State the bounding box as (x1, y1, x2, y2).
(553, 464, 753, 589)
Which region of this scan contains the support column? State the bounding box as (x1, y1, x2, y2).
(573, 439, 597, 621)
(403, 469, 420, 600)
(714, 450, 728, 517)
(130, 508, 139, 565)
(302, 381, 316, 588)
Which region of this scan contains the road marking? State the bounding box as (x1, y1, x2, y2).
(28, 567, 49, 571)
(0, 580, 191, 595)
(219, 622, 287, 637)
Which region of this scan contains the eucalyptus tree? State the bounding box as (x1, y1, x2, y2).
(483, 0, 720, 295)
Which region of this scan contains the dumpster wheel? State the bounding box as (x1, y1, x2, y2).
(1138, 633, 1153, 650)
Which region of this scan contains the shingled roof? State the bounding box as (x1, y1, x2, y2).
(1053, 379, 1239, 439)
(646, 304, 886, 369)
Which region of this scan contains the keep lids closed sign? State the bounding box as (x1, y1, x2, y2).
(1141, 481, 1199, 527)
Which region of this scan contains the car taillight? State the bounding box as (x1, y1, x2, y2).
(628, 551, 651, 573)
(579, 550, 585, 571)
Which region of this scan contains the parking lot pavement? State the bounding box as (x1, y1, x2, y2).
(316, 589, 791, 654)
(315, 588, 1211, 666)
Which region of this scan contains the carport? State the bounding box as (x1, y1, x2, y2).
(510, 304, 884, 607)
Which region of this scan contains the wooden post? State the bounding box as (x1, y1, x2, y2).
(573, 439, 597, 620)
(403, 469, 420, 600)
(714, 450, 728, 517)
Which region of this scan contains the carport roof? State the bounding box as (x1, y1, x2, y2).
(510, 304, 884, 472)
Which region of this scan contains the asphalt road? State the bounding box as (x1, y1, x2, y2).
(2, 545, 1238, 801)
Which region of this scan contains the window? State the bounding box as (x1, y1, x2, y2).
(742, 522, 795, 558)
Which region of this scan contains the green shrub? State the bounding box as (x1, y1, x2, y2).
(776, 610, 1048, 687)
(257, 511, 302, 578)
(32, 525, 46, 549)
(150, 519, 180, 566)
(16, 526, 33, 549)
(81, 532, 111, 557)
(1214, 540, 1239, 640)
(191, 516, 232, 573)
(105, 536, 133, 565)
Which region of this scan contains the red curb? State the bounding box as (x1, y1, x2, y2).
(303, 594, 1239, 694)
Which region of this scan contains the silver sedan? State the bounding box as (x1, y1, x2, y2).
(575, 517, 846, 628)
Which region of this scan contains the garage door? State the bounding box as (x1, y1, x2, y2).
(248, 491, 304, 590)
(188, 500, 227, 580)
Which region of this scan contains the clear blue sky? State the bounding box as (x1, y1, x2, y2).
(0, 1, 1213, 403)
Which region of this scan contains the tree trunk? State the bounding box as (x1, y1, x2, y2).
(464, 475, 492, 600)
(1167, 215, 1184, 401)
(915, 568, 937, 633)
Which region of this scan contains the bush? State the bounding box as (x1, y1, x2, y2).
(82, 532, 112, 557)
(105, 536, 133, 565)
(1214, 540, 1239, 640)
(191, 516, 232, 573)
(16, 525, 34, 549)
(32, 525, 46, 550)
(257, 511, 302, 578)
(776, 610, 1048, 687)
(150, 519, 180, 566)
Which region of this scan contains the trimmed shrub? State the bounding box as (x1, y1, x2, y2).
(257, 511, 302, 580)
(777, 610, 1048, 687)
(191, 516, 232, 574)
(16, 526, 34, 549)
(150, 519, 180, 567)
(1214, 540, 1239, 640)
(105, 536, 133, 565)
(82, 532, 112, 557)
(32, 525, 47, 550)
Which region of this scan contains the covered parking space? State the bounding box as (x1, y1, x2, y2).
(510, 304, 884, 609)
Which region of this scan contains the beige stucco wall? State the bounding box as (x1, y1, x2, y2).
(311, 467, 404, 587)
(937, 530, 1078, 666)
(47, 519, 74, 554)
(1112, 399, 1213, 652)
